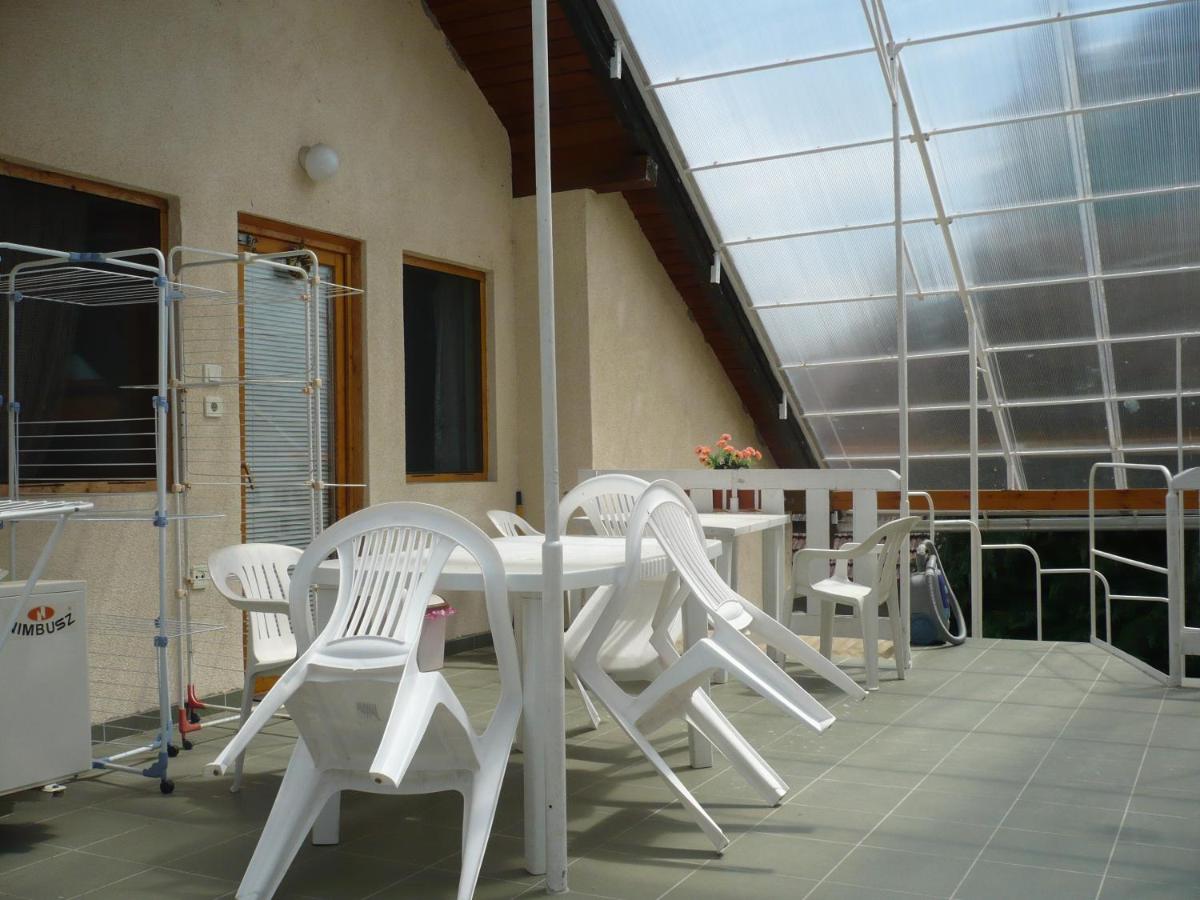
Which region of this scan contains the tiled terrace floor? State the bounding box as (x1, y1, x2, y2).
(2, 639, 1198, 899)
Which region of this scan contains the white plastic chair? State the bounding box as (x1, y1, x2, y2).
(793, 516, 921, 691)
(558, 475, 664, 732)
(572, 480, 851, 852)
(208, 502, 522, 900)
(485, 510, 541, 537)
(209, 543, 303, 793)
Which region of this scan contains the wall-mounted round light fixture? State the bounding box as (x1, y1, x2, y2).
(298, 143, 339, 182)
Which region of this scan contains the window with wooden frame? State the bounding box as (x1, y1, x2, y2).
(403, 256, 488, 482)
(0, 160, 167, 493)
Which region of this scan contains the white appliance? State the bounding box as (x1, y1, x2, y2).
(0, 579, 90, 795)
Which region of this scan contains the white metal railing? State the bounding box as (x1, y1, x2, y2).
(1089, 463, 1181, 684)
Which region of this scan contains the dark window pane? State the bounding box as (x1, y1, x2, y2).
(403, 263, 484, 476)
(0, 173, 161, 485)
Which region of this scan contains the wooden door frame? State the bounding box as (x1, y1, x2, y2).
(237, 214, 365, 526)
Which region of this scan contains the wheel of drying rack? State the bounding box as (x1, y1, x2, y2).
(160, 779, 175, 795)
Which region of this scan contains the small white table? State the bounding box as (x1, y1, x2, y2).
(685, 512, 791, 768)
(310, 533, 722, 893)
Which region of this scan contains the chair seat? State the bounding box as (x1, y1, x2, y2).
(809, 578, 873, 605)
(251, 634, 298, 669)
(308, 636, 411, 673)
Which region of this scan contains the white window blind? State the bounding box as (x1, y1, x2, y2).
(242, 261, 333, 547)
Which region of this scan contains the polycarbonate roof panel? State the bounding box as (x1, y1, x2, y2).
(656, 53, 894, 168)
(761, 292, 966, 366)
(1105, 272, 1200, 335)
(927, 116, 1080, 215)
(975, 282, 1097, 345)
(885, 0, 1144, 43)
(733, 221, 953, 306)
(1094, 191, 1200, 271)
(617, 0, 874, 85)
(1111, 337, 1200, 393)
(608, 0, 1200, 488)
(993, 344, 1105, 400)
(950, 204, 1090, 286)
(697, 141, 932, 242)
(1083, 95, 1200, 195)
(1008, 402, 1111, 449)
(1070, 3, 1200, 105)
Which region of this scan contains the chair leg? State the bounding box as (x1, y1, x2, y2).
(619, 717, 729, 853)
(862, 600, 879, 691)
(819, 599, 834, 660)
(884, 591, 907, 681)
(745, 607, 867, 700)
(457, 761, 507, 900)
(684, 691, 787, 805)
(231, 667, 256, 793)
(236, 741, 333, 900)
(571, 671, 603, 730)
(211, 661, 304, 778)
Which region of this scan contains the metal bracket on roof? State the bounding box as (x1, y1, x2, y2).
(779, 392, 789, 420)
(709, 252, 721, 284)
(609, 39, 623, 79)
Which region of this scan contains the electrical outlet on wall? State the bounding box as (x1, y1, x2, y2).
(188, 564, 209, 590)
(204, 396, 224, 418)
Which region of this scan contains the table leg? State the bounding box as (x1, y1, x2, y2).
(541, 578, 568, 892)
(764, 524, 785, 665)
(683, 593, 714, 769)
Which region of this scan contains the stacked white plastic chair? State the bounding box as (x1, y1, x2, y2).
(571, 480, 860, 852)
(208, 543, 304, 793)
(209, 502, 522, 900)
(485, 509, 541, 538)
(793, 516, 920, 690)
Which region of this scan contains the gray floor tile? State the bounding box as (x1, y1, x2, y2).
(863, 814, 994, 860)
(1105, 838, 1199, 888)
(660, 867, 816, 899)
(981, 826, 1116, 875)
(0, 849, 147, 900)
(5, 644, 1198, 900)
(954, 859, 1102, 900)
(75, 867, 237, 899)
(892, 789, 1014, 828)
(826, 844, 974, 896)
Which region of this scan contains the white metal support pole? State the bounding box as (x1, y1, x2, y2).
(532, 0, 567, 890)
(153, 264, 173, 780)
(891, 42, 912, 671)
(7, 281, 17, 576)
(1177, 337, 1184, 474)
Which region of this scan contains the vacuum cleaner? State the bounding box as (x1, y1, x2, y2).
(909, 539, 967, 646)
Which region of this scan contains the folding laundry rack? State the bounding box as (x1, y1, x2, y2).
(1, 242, 362, 793)
(166, 246, 363, 748)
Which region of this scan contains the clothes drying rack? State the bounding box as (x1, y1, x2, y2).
(166, 246, 364, 749)
(0, 243, 223, 794)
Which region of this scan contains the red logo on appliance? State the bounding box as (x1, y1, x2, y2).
(27, 606, 55, 622)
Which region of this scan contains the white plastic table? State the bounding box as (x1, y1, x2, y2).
(685, 512, 791, 768)
(310, 532, 722, 893)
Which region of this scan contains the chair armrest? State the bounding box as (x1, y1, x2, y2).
(223, 595, 292, 616)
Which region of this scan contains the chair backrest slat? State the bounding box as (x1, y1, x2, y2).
(559, 474, 650, 536)
(287, 502, 522, 715)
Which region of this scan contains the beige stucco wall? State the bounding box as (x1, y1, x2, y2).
(513, 189, 774, 605)
(0, 0, 517, 718)
(0, 2, 780, 726)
